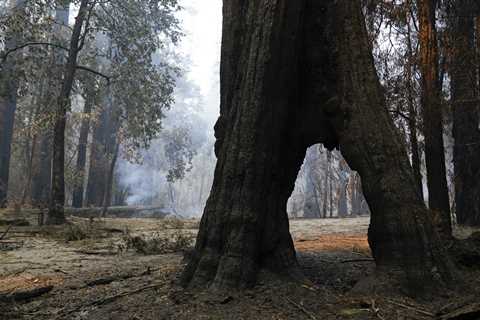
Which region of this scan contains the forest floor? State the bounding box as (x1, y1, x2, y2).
(0, 212, 479, 320)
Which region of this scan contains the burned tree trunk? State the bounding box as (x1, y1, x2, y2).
(72, 88, 95, 208)
(417, 0, 452, 235)
(324, 0, 455, 288)
(0, 65, 17, 208)
(86, 97, 118, 207)
(181, 0, 310, 289)
(182, 0, 455, 291)
(451, 0, 480, 226)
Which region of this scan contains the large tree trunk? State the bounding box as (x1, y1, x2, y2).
(72, 89, 94, 208)
(181, 0, 310, 289)
(328, 0, 455, 288)
(47, 0, 87, 225)
(451, 0, 480, 226)
(417, 0, 452, 236)
(182, 0, 455, 292)
(0, 62, 17, 208)
(0, 0, 25, 207)
(85, 99, 117, 207)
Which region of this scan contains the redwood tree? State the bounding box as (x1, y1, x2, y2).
(450, 0, 480, 226)
(181, 0, 455, 292)
(417, 0, 452, 235)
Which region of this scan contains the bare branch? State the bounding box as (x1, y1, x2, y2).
(76, 65, 110, 83)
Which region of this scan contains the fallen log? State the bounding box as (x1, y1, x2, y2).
(67, 206, 171, 219)
(0, 286, 53, 302)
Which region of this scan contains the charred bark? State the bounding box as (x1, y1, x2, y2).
(418, 0, 452, 236)
(182, 0, 455, 292)
(0, 67, 17, 208)
(326, 0, 455, 289)
(181, 0, 311, 289)
(85, 98, 118, 207)
(451, 0, 480, 226)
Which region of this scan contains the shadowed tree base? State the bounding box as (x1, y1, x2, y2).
(45, 206, 67, 225)
(181, 0, 456, 293)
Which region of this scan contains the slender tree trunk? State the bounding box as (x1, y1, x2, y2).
(406, 18, 424, 202)
(31, 133, 52, 206)
(72, 89, 94, 208)
(182, 0, 455, 292)
(21, 134, 37, 205)
(85, 121, 105, 206)
(101, 140, 119, 217)
(322, 151, 330, 218)
(417, 0, 452, 236)
(47, 0, 88, 225)
(451, 0, 480, 226)
(303, 148, 321, 218)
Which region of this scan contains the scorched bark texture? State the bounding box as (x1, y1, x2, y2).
(181, 0, 455, 292)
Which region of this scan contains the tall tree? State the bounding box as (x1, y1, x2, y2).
(181, 0, 455, 292)
(47, 0, 88, 224)
(417, 0, 452, 235)
(85, 102, 113, 207)
(450, 0, 480, 226)
(0, 0, 25, 207)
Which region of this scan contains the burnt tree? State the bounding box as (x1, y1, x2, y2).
(417, 0, 452, 235)
(181, 0, 455, 292)
(451, 0, 480, 226)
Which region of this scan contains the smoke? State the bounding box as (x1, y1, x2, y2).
(116, 0, 222, 216)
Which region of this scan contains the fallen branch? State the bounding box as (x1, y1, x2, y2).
(0, 286, 53, 302)
(341, 258, 374, 264)
(0, 225, 12, 240)
(74, 249, 117, 256)
(57, 283, 164, 319)
(285, 297, 317, 320)
(386, 299, 435, 317)
(84, 267, 155, 287)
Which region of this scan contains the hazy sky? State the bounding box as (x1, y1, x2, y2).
(178, 0, 222, 126)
